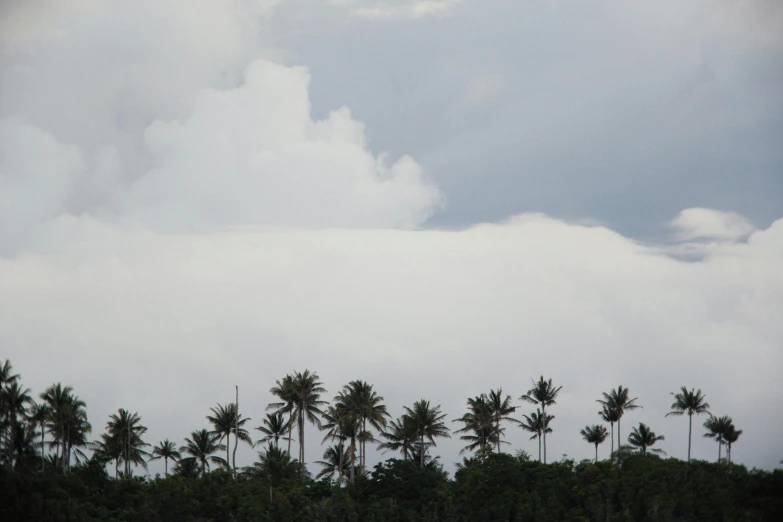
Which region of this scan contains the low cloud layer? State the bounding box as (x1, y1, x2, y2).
(2, 213, 781, 473)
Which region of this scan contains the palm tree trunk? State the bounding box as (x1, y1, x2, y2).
(226, 435, 231, 471)
(420, 434, 425, 467)
(727, 443, 731, 463)
(617, 418, 621, 460)
(718, 440, 722, 462)
(165, 456, 168, 477)
(610, 422, 614, 459)
(687, 413, 692, 462)
(40, 422, 45, 472)
(595, 443, 598, 463)
(287, 413, 293, 455)
(538, 434, 541, 462)
(233, 385, 239, 480)
(350, 435, 356, 483)
(542, 405, 547, 464)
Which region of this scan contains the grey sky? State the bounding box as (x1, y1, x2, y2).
(1, 0, 781, 476)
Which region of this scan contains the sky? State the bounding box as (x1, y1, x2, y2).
(0, 0, 781, 475)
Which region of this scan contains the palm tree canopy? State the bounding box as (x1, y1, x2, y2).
(520, 376, 562, 409)
(517, 409, 554, 440)
(666, 387, 710, 417)
(704, 415, 732, 443)
(256, 413, 292, 446)
(403, 399, 451, 446)
(151, 439, 181, 461)
(378, 415, 419, 459)
(599, 406, 619, 424)
(628, 422, 665, 454)
(207, 403, 252, 444)
(180, 429, 226, 473)
(314, 443, 351, 482)
(597, 385, 641, 419)
(581, 424, 609, 445)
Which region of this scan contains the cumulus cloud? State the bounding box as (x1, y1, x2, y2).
(0, 0, 442, 253)
(1, 213, 781, 473)
(670, 208, 755, 241)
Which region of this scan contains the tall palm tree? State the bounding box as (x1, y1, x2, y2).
(2, 381, 31, 466)
(628, 423, 665, 456)
(517, 409, 553, 462)
(150, 439, 181, 476)
(0, 360, 21, 464)
(703, 415, 730, 462)
(666, 386, 710, 462)
(580, 424, 609, 463)
(520, 376, 561, 464)
(41, 385, 90, 472)
(245, 443, 305, 484)
(270, 370, 327, 472)
(723, 422, 742, 463)
(0, 360, 20, 388)
(207, 403, 252, 474)
(40, 383, 73, 467)
(597, 386, 641, 457)
(378, 415, 418, 460)
(453, 395, 498, 455)
(106, 409, 149, 477)
(403, 399, 451, 467)
(599, 406, 619, 458)
(256, 413, 292, 449)
(315, 443, 350, 483)
(180, 429, 226, 475)
(487, 388, 516, 453)
(28, 402, 49, 472)
(92, 432, 124, 478)
(320, 403, 359, 482)
(268, 375, 297, 456)
(344, 381, 389, 469)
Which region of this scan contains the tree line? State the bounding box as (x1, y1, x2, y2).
(0, 360, 749, 480)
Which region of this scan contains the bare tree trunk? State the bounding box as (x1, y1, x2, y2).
(542, 405, 547, 464)
(617, 418, 621, 461)
(610, 422, 614, 459)
(287, 413, 293, 455)
(165, 456, 168, 477)
(538, 435, 541, 462)
(233, 386, 239, 479)
(420, 434, 425, 467)
(595, 443, 598, 463)
(40, 423, 45, 472)
(687, 414, 692, 462)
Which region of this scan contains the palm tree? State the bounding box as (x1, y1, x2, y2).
(92, 432, 124, 478)
(703, 415, 730, 462)
(487, 388, 516, 453)
(520, 376, 561, 464)
(2, 381, 31, 466)
(378, 415, 418, 460)
(256, 412, 292, 449)
(453, 395, 499, 455)
(269, 370, 327, 472)
(599, 406, 619, 459)
(517, 409, 553, 462)
(207, 403, 252, 475)
(106, 409, 149, 477)
(723, 422, 742, 463)
(0, 360, 21, 464)
(628, 423, 665, 456)
(28, 402, 49, 472)
(666, 386, 710, 462)
(245, 443, 305, 484)
(150, 439, 181, 476)
(315, 443, 350, 483)
(174, 457, 200, 478)
(320, 403, 360, 482)
(180, 429, 226, 474)
(597, 386, 641, 457)
(344, 381, 389, 469)
(580, 424, 609, 463)
(268, 375, 297, 456)
(403, 400, 451, 467)
(41, 385, 90, 472)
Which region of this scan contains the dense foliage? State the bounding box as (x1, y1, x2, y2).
(2, 359, 780, 520)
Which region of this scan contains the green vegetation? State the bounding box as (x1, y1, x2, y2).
(1, 359, 781, 521)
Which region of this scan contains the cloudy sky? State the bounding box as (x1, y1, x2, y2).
(1, 0, 781, 474)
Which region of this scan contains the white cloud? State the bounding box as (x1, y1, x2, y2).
(670, 207, 755, 241)
(352, 0, 464, 20)
(1, 212, 781, 473)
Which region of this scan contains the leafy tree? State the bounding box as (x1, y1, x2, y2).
(666, 386, 710, 462)
(453, 394, 499, 454)
(403, 399, 451, 467)
(580, 424, 608, 463)
(378, 415, 418, 461)
(270, 370, 326, 472)
(520, 376, 561, 463)
(597, 385, 641, 457)
(28, 402, 49, 472)
(105, 409, 149, 477)
(487, 388, 516, 453)
(150, 439, 180, 476)
(268, 374, 297, 456)
(628, 422, 665, 456)
(206, 402, 252, 475)
(255, 412, 292, 448)
(599, 405, 619, 458)
(180, 429, 226, 474)
(517, 408, 553, 462)
(315, 443, 350, 483)
(704, 415, 732, 462)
